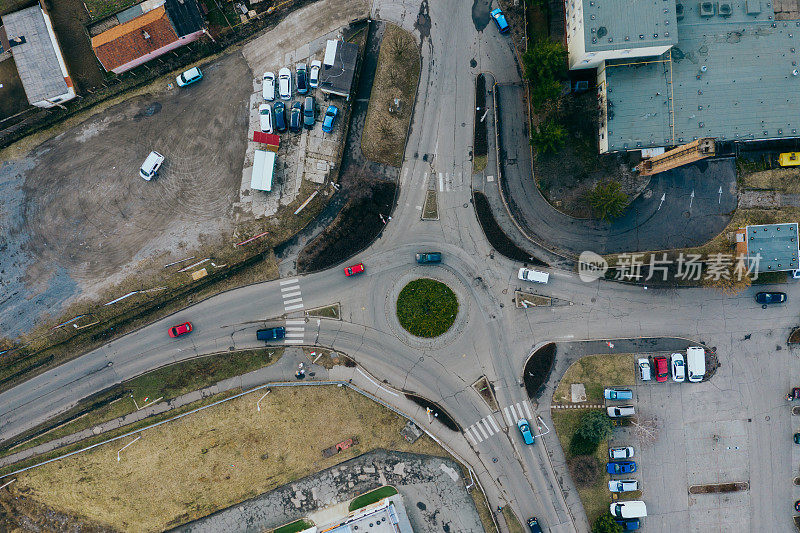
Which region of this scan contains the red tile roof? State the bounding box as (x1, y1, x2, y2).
(91, 7, 178, 72)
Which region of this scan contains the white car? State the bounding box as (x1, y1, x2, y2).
(258, 103, 273, 133)
(671, 352, 686, 382)
(609, 446, 634, 459)
(278, 67, 292, 100)
(637, 357, 651, 381)
(518, 267, 549, 284)
(607, 405, 635, 418)
(611, 500, 647, 519)
(309, 59, 322, 88)
(262, 71, 275, 100)
(139, 151, 164, 181)
(608, 479, 639, 493)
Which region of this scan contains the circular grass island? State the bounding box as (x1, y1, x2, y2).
(396, 278, 458, 338)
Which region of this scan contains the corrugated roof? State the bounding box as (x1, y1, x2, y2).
(91, 6, 178, 71)
(583, 0, 678, 52)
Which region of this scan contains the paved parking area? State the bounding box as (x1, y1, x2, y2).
(606, 355, 753, 532)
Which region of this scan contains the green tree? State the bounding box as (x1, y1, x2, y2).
(522, 39, 567, 109)
(587, 180, 629, 221)
(575, 410, 613, 442)
(592, 512, 623, 533)
(530, 119, 568, 155)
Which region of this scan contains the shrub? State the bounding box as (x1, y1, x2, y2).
(567, 455, 601, 489)
(531, 120, 568, 155)
(522, 39, 567, 109)
(587, 180, 628, 221)
(575, 410, 613, 443)
(396, 279, 458, 338)
(592, 512, 624, 533)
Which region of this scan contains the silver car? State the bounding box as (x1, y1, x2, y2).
(608, 479, 639, 493)
(609, 446, 634, 459)
(262, 71, 275, 100)
(278, 67, 292, 100)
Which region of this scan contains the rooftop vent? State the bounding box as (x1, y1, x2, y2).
(718, 2, 733, 16)
(597, 26, 608, 38)
(746, 0, 761, 13)
(699, 1, 715, 16)
(142, 30, 150, 39)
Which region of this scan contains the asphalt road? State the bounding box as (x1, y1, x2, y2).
(1, 1, 798, 533)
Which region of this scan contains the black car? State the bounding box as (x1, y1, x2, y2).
(289, 101, 302, 132)
(303, 96, 315, 129)
(296, 64, 308, 95)
(755, 291, 787, 308)
(274, 101, 287, 133)
(527, 517, 543, 533)
(256, 326, 285, 341)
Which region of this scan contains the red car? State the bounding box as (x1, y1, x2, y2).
(344, 262, 365, 277)
(169, 322, 193, 337)
(653, 356, 668, 382)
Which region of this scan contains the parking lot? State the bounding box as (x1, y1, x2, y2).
(606, 351, 754, 532)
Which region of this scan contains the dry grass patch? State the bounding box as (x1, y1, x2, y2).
(361, 24, 420, 166)
(740, 166, 800, 194)
(12, 386, 445, 532)
(501, 506, 525, 533)
(422, 190, 439, 220)
(553, 353, 634, 405)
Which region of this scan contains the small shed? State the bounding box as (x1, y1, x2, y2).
(252, 131, 279, 152)
(745, 223, 799, 273)
(251, 150, 275, 192)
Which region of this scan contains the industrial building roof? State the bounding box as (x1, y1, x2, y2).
(602, 0, 800, 151)
(581, 0, 678, 52)
(319, 40, 358, 98)
(745, 223, 799, 273)
(2, 6, 69, 105)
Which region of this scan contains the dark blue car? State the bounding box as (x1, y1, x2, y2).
(616, 518, 640, 531)
(606, 461, 636, 475)
(490, 8, 509, 33)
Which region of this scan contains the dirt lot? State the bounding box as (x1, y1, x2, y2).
(0, 53, 251, 337)
(5, 386, 445, 532)
(0, 57, 28, 120)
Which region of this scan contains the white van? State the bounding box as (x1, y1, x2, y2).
(518, 268, 549, 284)
(610, 500, 647, 519)
(686, 346, 706, 383)
(139, 151, 164, 181)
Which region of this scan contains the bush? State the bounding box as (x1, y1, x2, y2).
(567, 455, 601, 489)
(396, 279, 458, 338)
(575, 410, 613, 443)
(522, 39, 567, 109)
(531, 120, 568, 155)
(569, 432, 600, 456)
(592, 512, 623, 533)
(587, 180, 628, 221)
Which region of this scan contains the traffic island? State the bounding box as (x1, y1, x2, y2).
(396, 279, 458, 338)
(523, 343, 556, 398)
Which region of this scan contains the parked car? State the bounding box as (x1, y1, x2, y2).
(607, 405, 635, 418)
(303, 96, 315, 129)
(604, 388, 633, 401)
(416, 252, 442, 264)
(616, 518, 641, 531)
(609, 446, 634, 459)
(139, 151, 164, 181)
(176, 66, 203, 87)
(296, 63, 308, 94)
(527, 517, 543, 533)
(169, 322, 192, 337)
(608, 479, 639, 493)
(653, 355, 669, 382)
(518, 267, 549, 284)
(517, 418, 534, 445)
(610, 501, 647, 519)
(490, 8, 510, 33)
(256, 326, 285, 341)
(794, 432, 800, 444)
(278, 67, 292, 99)
(321, 104, 339, 133)
(671, 352, 686, 382)
(262, 71, 275, 100)
(344, 262, 365, 277)
(638, 357, 651, 381)
(686, 346, 706, 383)
(309, 59, 321, 88)
(274, 101, 287, 133)
(258, 103, 273, 133)
(606, 461, 636, 475)
(756, 291, 786, 308)
(289, 101, 302, 132)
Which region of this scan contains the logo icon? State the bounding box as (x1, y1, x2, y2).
(578, 251, 608, 282)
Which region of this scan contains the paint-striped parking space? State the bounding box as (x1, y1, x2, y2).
(280, 278, 304, 312)
(502, 400, 534, 426)
(284, 319, 306, 345)
(465, 413, 502, 445)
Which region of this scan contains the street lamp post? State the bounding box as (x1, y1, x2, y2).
(256, 389, 271, 412)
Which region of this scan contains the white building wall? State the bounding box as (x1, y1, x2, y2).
(597, 64, 609, 153)
(565, 0, 586, 70)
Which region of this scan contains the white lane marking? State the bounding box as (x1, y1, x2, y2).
(465, 428, 478, 445)
(468, 426, 483, 443)
(481, 418, 495, 436)
(285, 326, 305, 332)
(421, 172, 428, 190)
(285, 319, 306, 325)
(285, 332, 304, 337)
(281, 285, 300, 293)
(284, 339, 304, 344)
(438, 172, 444, 192)
(282, 290, 301, 298)
(522, 401, 533, 419)
(475, 422, 489, 439)
(283, 297, 303, 305)
(503, 406, 513, 426)
(280, 278, 299, 286)
(509, 404, 519, 421)
(284, 303, 305, 311)
(487, 414, 500, 433)
(445, 172, 450, 192)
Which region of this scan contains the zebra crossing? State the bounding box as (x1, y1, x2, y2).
(280, 278, 304, 312)
(283, 319, 306, 345)
(464, 399, 535, 445)
(399, 168, 463, 193)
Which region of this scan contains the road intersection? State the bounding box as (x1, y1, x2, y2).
(1, 0, 799, 532)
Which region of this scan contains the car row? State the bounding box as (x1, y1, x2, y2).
(258, 99, 339, 134)
(263, 60, 323, 102)
(638, 346, 706, 383)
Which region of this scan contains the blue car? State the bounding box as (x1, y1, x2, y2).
(604, 388, 633, 400)
(322, 105, 339, 133)
(606, 461, 636, 475)
(616, 518, 640, 531)
(517, 418, 534, 445)
(490, 8, 509, 34)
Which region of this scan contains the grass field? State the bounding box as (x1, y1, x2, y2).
(83, 0, 138, 21)
(396, 278, 458, 337)
(553, 353, 635, 404)
(273, 518, 314, 533)
(12, 386, 446, 532)
(740, 166, 800, 193)
(348, 485, 398, 511)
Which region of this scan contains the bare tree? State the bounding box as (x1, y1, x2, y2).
(631, 416, 660, 445)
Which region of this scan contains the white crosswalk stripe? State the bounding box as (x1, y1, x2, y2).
(465, 414, 504, 445)
(445, 172, 450, 192)
(503, 400, 535, 426)
(465, 428, 479, 445)
(438, 172, 444, 192)
(487, 414, 500, 433)
(279, 279, 304, 313)
(280, 278, 299, 286)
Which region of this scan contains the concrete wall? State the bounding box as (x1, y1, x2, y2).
(110, 29, 203, 74)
